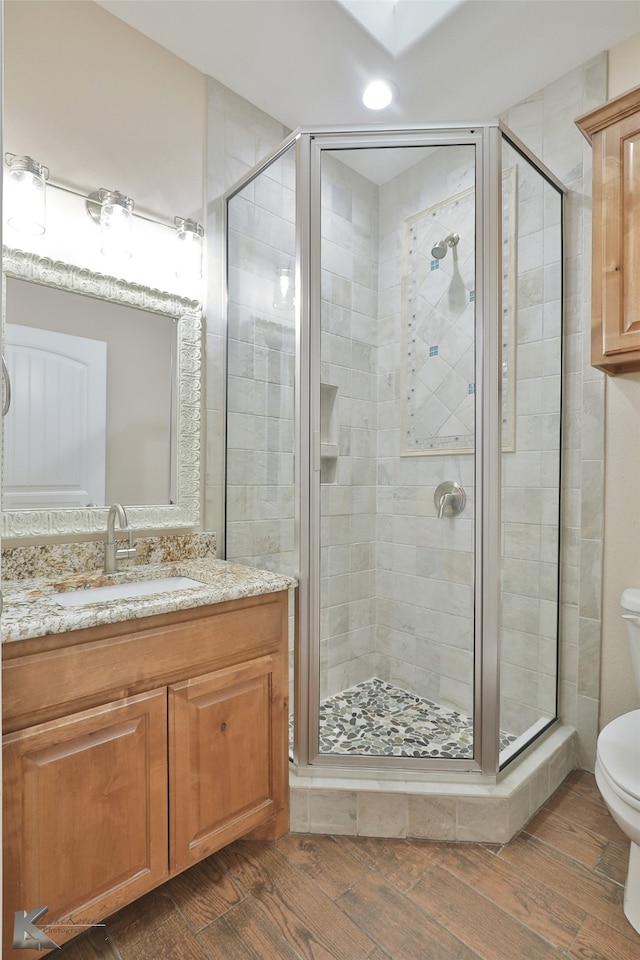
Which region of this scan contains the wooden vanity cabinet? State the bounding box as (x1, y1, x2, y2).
(576, 84, 640, 373)
(2, 590, 290, 958)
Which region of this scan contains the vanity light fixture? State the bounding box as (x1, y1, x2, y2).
(175, 217, 204, 280)
(4, 153, 49, 235)
(4, 154, 206, 277)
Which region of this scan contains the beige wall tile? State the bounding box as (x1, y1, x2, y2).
(309, 790, 358, 835)
(456, 798, 511, 844)
(408, 796, 457, 840)
(357, 792, 409, 838)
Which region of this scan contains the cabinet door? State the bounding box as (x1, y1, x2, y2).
(597, 112, 640, 361)
(169, 653, 287, 871)
(3, 689, 168, 958)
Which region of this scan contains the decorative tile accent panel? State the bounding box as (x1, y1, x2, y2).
(401, 185, 476, 455)
(400, 170, 516, 456)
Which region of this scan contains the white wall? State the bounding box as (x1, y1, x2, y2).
(600, 32, 640, 728)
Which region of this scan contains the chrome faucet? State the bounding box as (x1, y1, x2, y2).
(104, 503, 137, 573)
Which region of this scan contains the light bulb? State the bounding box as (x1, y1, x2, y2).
(175, 217, 204, 281)
(362, 79, 395, 110)
(4, 154, 48, 235)
(274, 267, 294, 309)
(100, 190, 134, 261)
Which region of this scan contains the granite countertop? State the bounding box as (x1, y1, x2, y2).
(2, 558, 296, 644)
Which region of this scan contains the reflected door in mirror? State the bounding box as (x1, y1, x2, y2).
(4, 324, 107, 509)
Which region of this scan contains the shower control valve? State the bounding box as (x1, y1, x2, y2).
(434, 481, 466, 519)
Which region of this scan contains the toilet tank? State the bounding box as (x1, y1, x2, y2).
(621, 588, 640, 697)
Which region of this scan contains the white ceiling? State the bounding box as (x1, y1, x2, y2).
(96, 0, 640, 129)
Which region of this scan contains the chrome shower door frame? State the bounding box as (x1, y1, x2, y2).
(297, 125, 497, 776)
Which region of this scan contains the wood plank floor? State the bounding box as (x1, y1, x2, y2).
(56, 770, 640, 960)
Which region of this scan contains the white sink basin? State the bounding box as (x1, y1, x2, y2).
(53, 576, 205, 608)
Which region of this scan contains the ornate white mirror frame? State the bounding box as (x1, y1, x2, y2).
(1, 247, 203, 537)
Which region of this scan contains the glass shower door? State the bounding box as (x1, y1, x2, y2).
(313, 140, 479, 763)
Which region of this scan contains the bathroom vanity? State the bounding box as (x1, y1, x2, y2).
(2, 560, 293, 958)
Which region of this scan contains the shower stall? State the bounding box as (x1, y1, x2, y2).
(224, 124, 565, 780)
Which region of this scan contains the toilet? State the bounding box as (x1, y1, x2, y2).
(595, 588, 640, 934)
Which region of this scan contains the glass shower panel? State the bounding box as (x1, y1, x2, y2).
(499, 137, 562, 765)
(317, 143, 478, 760)
(226, 146, 296, 572)
(225, 144, 297, 743)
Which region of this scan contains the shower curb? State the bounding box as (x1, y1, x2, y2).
(289, 723, 576, 843)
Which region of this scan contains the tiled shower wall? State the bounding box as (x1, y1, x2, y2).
(225, 147, 297, 576)
(373, 146, 476, 717)
(204, 77, 290, 546)
(499, 145, 563, 738)
(204, 78, 297, 712)
(319, 154, 379, 699)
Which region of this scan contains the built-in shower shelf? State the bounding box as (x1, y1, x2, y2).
(320, 443, 339, 459)
(320, 382, 339, 458)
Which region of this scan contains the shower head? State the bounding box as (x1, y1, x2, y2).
(430, 232, 460, 260)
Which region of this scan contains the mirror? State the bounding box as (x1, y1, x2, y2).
(1, 247, 203, 537)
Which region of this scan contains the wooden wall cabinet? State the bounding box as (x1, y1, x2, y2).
(576, 84, 640, 374)
(2, 591, 289, 958)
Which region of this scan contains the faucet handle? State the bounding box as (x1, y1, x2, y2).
(434, 481, 466, 519)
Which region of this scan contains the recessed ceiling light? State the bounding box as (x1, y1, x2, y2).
(362, 79, 395, 110)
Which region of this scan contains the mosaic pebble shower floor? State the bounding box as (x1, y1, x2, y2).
(290, 678, 516, 759)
